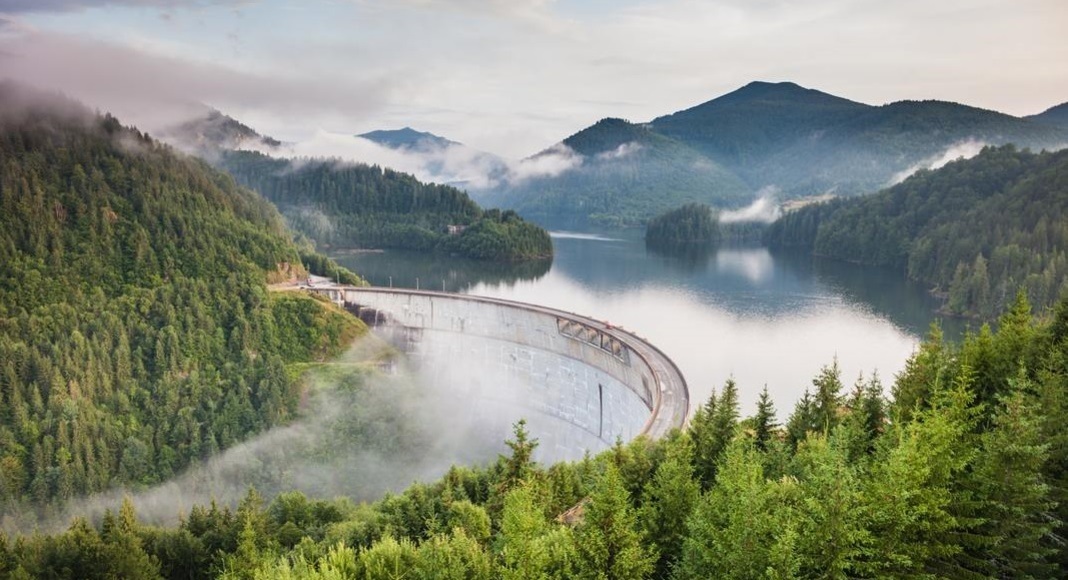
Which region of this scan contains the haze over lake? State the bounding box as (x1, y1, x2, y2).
(334, 230, 968, 413)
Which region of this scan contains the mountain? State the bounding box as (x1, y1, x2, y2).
(359, 127, 459, 151)
(0, 83, 364, 510)
(359, 126, 512, 190)
(160, 107, 282, 152)
(651, 81, 869, 163)
(766, 144, 1068, 318)
(1028, 102, 1068, 128)
(477, 118, 751, 228)
(478, 81, 1068, 228)
(651, 81, 1068, 197)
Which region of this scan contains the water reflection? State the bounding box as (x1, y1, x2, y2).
(715, 248, 775, 285)
(333, 249, 550, 293)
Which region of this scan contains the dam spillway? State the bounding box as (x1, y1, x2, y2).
(310, 286, 689, 462)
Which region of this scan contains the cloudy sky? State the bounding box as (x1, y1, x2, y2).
(0, 0, 1065, 158)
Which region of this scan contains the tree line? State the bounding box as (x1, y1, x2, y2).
(218, 151, 552, 262)
(766, 145, 1068, 319)
(6, 290, 1068, 578)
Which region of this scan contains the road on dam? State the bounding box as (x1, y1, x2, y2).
(284, 281, 689, 458)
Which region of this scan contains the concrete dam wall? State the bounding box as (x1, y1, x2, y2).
(311, 287, 689, 462)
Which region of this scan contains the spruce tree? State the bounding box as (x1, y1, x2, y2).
(573, 463, 654, 580)
(752, 385, 778, 452)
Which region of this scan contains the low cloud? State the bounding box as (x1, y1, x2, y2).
(719, 187, 782, 223)
(595, 141, 641, 161)
(0, 0, 250, 14)
(508, 142, 582, 182)
(0, 27, 399, 138)
(233, 128, 581, 190)
(888, 139, 987, 185)
(3, 331, 539, 533)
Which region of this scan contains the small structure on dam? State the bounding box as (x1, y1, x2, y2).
(307, 286, 689, 462)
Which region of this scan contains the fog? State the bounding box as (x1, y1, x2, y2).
(719, 188, 782, 223)
(889, 139, 988, 185)
(2, 333, 538, 534)
(229, 127, 583, 190)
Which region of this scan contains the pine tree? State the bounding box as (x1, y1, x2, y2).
(573, 463, 654, 580)
(689, 380, 739, 489)
(970, 371, 1056, 577)
(785, 389, 817, 450)
(674, 438, 782, 580)
(891, 323, 946, 425)
(497, 485, 577, 580)
(859, 368, 980, 578)
(356, 536, 420, 580)
(792, 435, 869, 578)
(812, 360, 844, 436)
(415, 528, 494, 580)
(752, 385, 778, 452)
(638, 434, 700, 578)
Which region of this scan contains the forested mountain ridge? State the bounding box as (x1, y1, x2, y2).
(765, 145, 1068, 319)
(477, 118, 751, 228)
(217, 150, 553, 261)
(650, 81, 1068, 197)
(650, 81, 870, 164)
(358, 127, 458, 151)
(1029, 102, 1068, 128)
(477, 81, 1067, 226)
(6, 293, 1068, 578)
(0, 84, 364, 517)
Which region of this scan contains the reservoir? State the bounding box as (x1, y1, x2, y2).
(333, 229, 968, 415)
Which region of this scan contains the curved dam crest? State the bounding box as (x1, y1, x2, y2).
(310, 286, 689, 462)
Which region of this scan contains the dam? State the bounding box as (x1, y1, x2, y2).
(307, 286, 689, 461)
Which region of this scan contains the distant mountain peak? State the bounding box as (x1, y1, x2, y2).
(701, 80, 869, 109)
(559, 117, 659, 157)
(1028, 101, 1068, 127)
(162, 107, 280, 151)
(358, 127, 459, 150)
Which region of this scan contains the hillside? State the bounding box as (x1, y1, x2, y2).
(217, 150, 553, 261)
(765, 145, 1068, 318)
(0, 84, 364, 513)
(7, 300, 1068, 577)
(478, 82, 1068, 227)
(652, 81, 1068, 197)
(1029, 102, 1068, 128)
(651, 81, 869, 164)
(479, 118, 751, 228)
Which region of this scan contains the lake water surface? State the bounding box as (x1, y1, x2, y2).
(333, 230, 967, 416)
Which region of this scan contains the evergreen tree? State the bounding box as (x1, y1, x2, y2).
(573, 463, 654, 580)
(752, 385, 778, 452)
(414, 528, 494, 580)
(355, 536, 420, 580)
(638, 433, 700, 579)
(688, 380, 739, 489)
(785, 389, 817, 450)
(497, 485, 577, 580)
(970, 371, 1057, 577)
(674, 438, 785, 580)
(891, 323, 947, 425)
(859, 369, 979, 578)
(792, 435, 869, 578)
(812, 360, 844, 436)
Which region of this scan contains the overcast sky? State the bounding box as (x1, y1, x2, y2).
(0, 0, 1065, 158)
